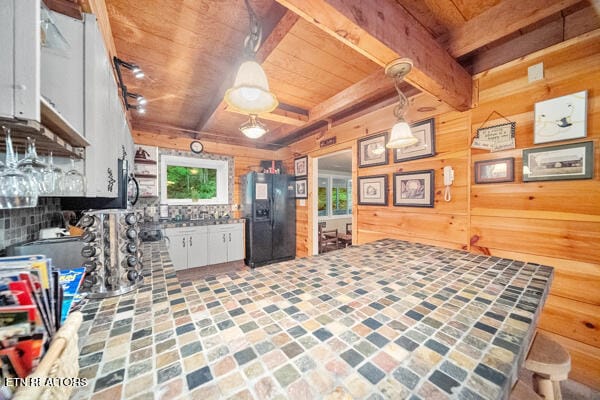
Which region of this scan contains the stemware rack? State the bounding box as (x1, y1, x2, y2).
(0, 104, 89, 159)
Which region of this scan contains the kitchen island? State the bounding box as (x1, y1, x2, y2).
(73, 239, 553, 400)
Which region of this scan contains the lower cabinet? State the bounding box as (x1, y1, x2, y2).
(165, 223, 243, 270)
(165, 226, 208, 271)
(207, 224, 244, 265)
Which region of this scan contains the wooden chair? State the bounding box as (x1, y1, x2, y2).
(524, 332, 571, 400)
(318, 225, 339, 253)
(345, 223, 352, 235)
(510, 380, 543, 400)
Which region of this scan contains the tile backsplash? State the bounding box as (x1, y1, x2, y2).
(0, 198, 63, 251)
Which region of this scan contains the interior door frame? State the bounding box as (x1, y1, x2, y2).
(311, 147, 355, 256)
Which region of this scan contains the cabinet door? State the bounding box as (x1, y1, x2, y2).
(208, 230, 228, 265)
(188, 231, 208, 268)
(41, 11, 84, 135)
(227, 224, 244, 262)
(167, 233, 188, 270)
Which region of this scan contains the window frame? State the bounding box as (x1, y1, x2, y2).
(317, 173, 352, 219)
(160, 155, 229, 205)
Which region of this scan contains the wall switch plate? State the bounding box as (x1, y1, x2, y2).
(528, 62, 544, 83)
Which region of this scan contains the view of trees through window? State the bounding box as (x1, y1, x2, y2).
(166, 166, 217, 199)
(318, 176, 351, 217)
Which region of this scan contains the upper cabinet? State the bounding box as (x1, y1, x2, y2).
(0, 0, 89, 155)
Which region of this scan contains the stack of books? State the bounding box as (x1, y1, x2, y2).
(0, 255, 85, 388)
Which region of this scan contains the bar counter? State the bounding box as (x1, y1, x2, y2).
(73, 239, 553, 400)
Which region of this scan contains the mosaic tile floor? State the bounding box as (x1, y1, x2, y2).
(74, 239, 553, 400)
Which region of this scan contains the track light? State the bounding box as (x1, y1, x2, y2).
(113, 57, 147, 114)
(114, 57, 144, 79)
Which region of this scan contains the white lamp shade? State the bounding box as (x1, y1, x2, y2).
(386, 120, 418, 148)
(240, 115, 268, 139)
(224, 61, 278, 114)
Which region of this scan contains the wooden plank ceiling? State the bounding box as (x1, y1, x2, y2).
(80, 0, 596, 149)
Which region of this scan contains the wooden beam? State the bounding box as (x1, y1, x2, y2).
(446, 0, 582, 58)
(45, 0, 83, 20)
(194, 9, 299, 135)
(275, 0, 472, 111)
(224, 105, 308, 126)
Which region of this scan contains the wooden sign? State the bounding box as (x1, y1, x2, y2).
(320, 137, 336, 148)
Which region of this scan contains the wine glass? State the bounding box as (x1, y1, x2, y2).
(41, 152, 63, 195)
(0, 126, 38, 208)
(18, 137, 48, 194)
(63, 157, 85, 195)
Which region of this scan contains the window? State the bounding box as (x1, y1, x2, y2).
(318, 175, 352, 217)
(160, 156, 228, 204)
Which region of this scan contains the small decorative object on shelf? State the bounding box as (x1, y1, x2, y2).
(134, 145, 158, 197)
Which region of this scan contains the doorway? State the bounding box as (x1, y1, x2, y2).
(313, 150, 353, 255)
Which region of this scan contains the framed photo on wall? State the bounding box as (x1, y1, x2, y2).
(474, 157, 515, 184)
(357, 175, 388, 205)
(523, 141, 593, 182)
(393, 170, 434, 207)
(358, 132, 388, 168)
(294, 156, 308, 177)
(294, 178, 308, 198)
(534, 90, 587, 144)
(394, 118, 435, 162)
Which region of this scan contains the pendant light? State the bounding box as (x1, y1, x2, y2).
(385, 58, 418, 148)
(240, 114, 268, 139)
(224, 0, 277, 139)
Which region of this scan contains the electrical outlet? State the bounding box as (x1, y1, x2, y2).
(528, 62, 544, 83)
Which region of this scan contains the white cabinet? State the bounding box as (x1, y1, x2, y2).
(207, 223, 244, 265)
(165, 223, 244, 270)
(165, 226, 208, 270)
(83, 13, 120, 197)
(40, 11, 84, 135)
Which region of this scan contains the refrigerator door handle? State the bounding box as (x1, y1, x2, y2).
(270, 196, 275, 228)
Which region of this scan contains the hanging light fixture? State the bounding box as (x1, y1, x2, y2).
(239, 114, 268, 139)
(224, 0, 277, 139)
(385, 58, 418, 148)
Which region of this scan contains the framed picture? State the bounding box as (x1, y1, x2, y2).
(294, 156, 308, 177)
(474, 157, 515, 184)
(523, 141, 593, 182)
(357, 175, 388, 205)
(394, 118, 435, 162)
(393, 170, 434, 208)
(294, 178, 308, 198)
(534, 90, 587, 144)
(358, 132, 388, 168)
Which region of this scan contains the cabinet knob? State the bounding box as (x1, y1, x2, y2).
(229, 233, 231, 242)
(189, 236, 192, 246)
(182, 237, 186, 247)
(223, 234, 226, 243)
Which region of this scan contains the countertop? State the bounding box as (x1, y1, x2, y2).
(74, 239, 553, 400)
(141, 218, 245, 230)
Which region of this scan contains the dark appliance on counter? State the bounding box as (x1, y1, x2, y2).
(242, 172, 295, 268)
(77, 209, 143, 298)
(60, 159, 139, 210)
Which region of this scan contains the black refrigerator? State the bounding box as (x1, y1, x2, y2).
(242, 172, 296, 268)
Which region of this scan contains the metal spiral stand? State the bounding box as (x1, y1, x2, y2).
(79, 209, 144, 299)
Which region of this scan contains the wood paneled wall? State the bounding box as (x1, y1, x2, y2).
(470, 30, 600, 388)
(287, 30, 600, 389)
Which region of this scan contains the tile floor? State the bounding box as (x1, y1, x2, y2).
(73, 239, 571, 399)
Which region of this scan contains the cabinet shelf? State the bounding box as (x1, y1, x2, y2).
(135, 173, 157, 179)
(134, 158, 157, 164)
(0, 117, 87, 159)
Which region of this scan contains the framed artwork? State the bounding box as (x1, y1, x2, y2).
(357, 175, 388, 205)
(358, 132, 388, 168)
(534, 90, 587, 144)
(294, 156, 308, 177)
(294, 178, 308, 198)
(474, 157, 515, 184)
(394, 118, 435, 162)
(523, 141, 593, 182)
(393, 170, 434, 208)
